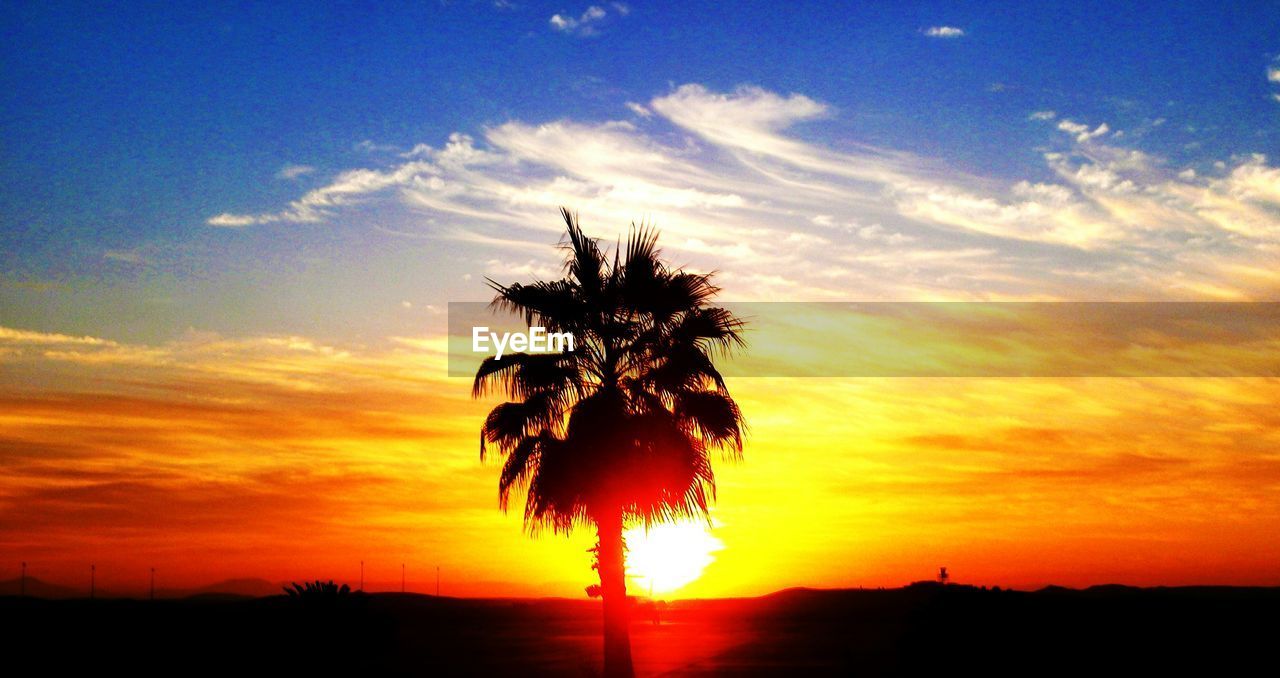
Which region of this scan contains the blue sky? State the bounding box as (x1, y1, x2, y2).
(4, 1, 1280, 344)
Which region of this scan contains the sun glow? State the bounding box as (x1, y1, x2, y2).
(624, 522, 723, 596)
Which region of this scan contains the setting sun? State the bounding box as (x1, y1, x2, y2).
(625, 522, 724, 597)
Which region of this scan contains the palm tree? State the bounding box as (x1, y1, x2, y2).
(283, 579, 351, 599)
(473, 208, 746, 678)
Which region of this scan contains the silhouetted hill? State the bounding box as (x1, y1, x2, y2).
(2, 584, 1277, 675)
(168, 577, 281, 598)
(0, 576, 81, 598)
(0, 576, 281, 600)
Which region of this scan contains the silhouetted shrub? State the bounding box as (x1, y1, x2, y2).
(283, 580, 351, 604)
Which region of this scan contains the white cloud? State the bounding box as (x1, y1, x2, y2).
(1056, 119, 1110, 143)
(1269, 59, 1280, 103)
(649, 84, 834, 163)
(854, 223, 915, 245)
(207, 213, 259, 228)
(923, 26, 965, 38)
(276, 164, 316, 180)
(207, 161, 439, 226)
(550, 5, 611, 36)
(485, 257, 562, 280)
(625, 101, 652, 118)
(653, 84, 827, 134)
(1028, 110, 1056, 121)
(355, 140, 399, 154)
(205, 84, 1280, 301)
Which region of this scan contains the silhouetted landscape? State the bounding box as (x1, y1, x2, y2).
(3, 582, 1276, 676)
(0, 576, 282, 600)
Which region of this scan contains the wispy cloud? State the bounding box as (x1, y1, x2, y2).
(208, 161, 439, 226)
(549, 5, 612, 36)
(0, 326, 120, 347)
(355, 139, 400, 154)
(206, 83, 1280, 300)
(206, 213, 258, 227)
(1056, 119, 1110, 143)
(275, 164, 316, 180)
(625, 101, 652, 118)
(923, 26, 965, 38)
(103, 249, 146, 265)
(1268, 57, 1280, 102)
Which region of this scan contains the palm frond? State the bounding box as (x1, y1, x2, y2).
(472, 352, 583, 400)
(675, 389, 745, 456)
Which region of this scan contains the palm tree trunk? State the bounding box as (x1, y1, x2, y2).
(597, 508, 634, 678)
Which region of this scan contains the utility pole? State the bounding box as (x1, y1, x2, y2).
(436, 565, 440, 597)
(401, 563, 405, 594)
(360, 560, 364, 592)
(150, 567, 156, 601)
(90, 564, 96, 600)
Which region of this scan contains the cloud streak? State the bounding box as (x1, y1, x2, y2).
(205, 83, 1280, 301)
(276, 164, 316, 180)
(923, 26, 965, 38)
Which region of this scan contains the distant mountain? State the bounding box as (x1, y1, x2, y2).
(181, 578, 282, 598)
(0, 576, 282, 600)
(0, 576, 83, 598)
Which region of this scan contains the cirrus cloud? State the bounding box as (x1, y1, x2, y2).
(206, 83, 1280, 301)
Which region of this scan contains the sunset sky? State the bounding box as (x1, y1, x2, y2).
(3, 2, 1280, 597)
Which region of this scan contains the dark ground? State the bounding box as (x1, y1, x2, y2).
(2, 582, 1277, 676)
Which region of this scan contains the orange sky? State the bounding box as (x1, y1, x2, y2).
(7, 15, 1280, 602)
(3, 325, 1278, 598)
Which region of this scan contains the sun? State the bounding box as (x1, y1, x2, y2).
(624, 522, 723, 597)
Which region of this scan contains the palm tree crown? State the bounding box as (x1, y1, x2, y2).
(474, 208, 746, 532)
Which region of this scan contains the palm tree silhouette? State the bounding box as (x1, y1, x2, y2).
(474, 208, 746, 678)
